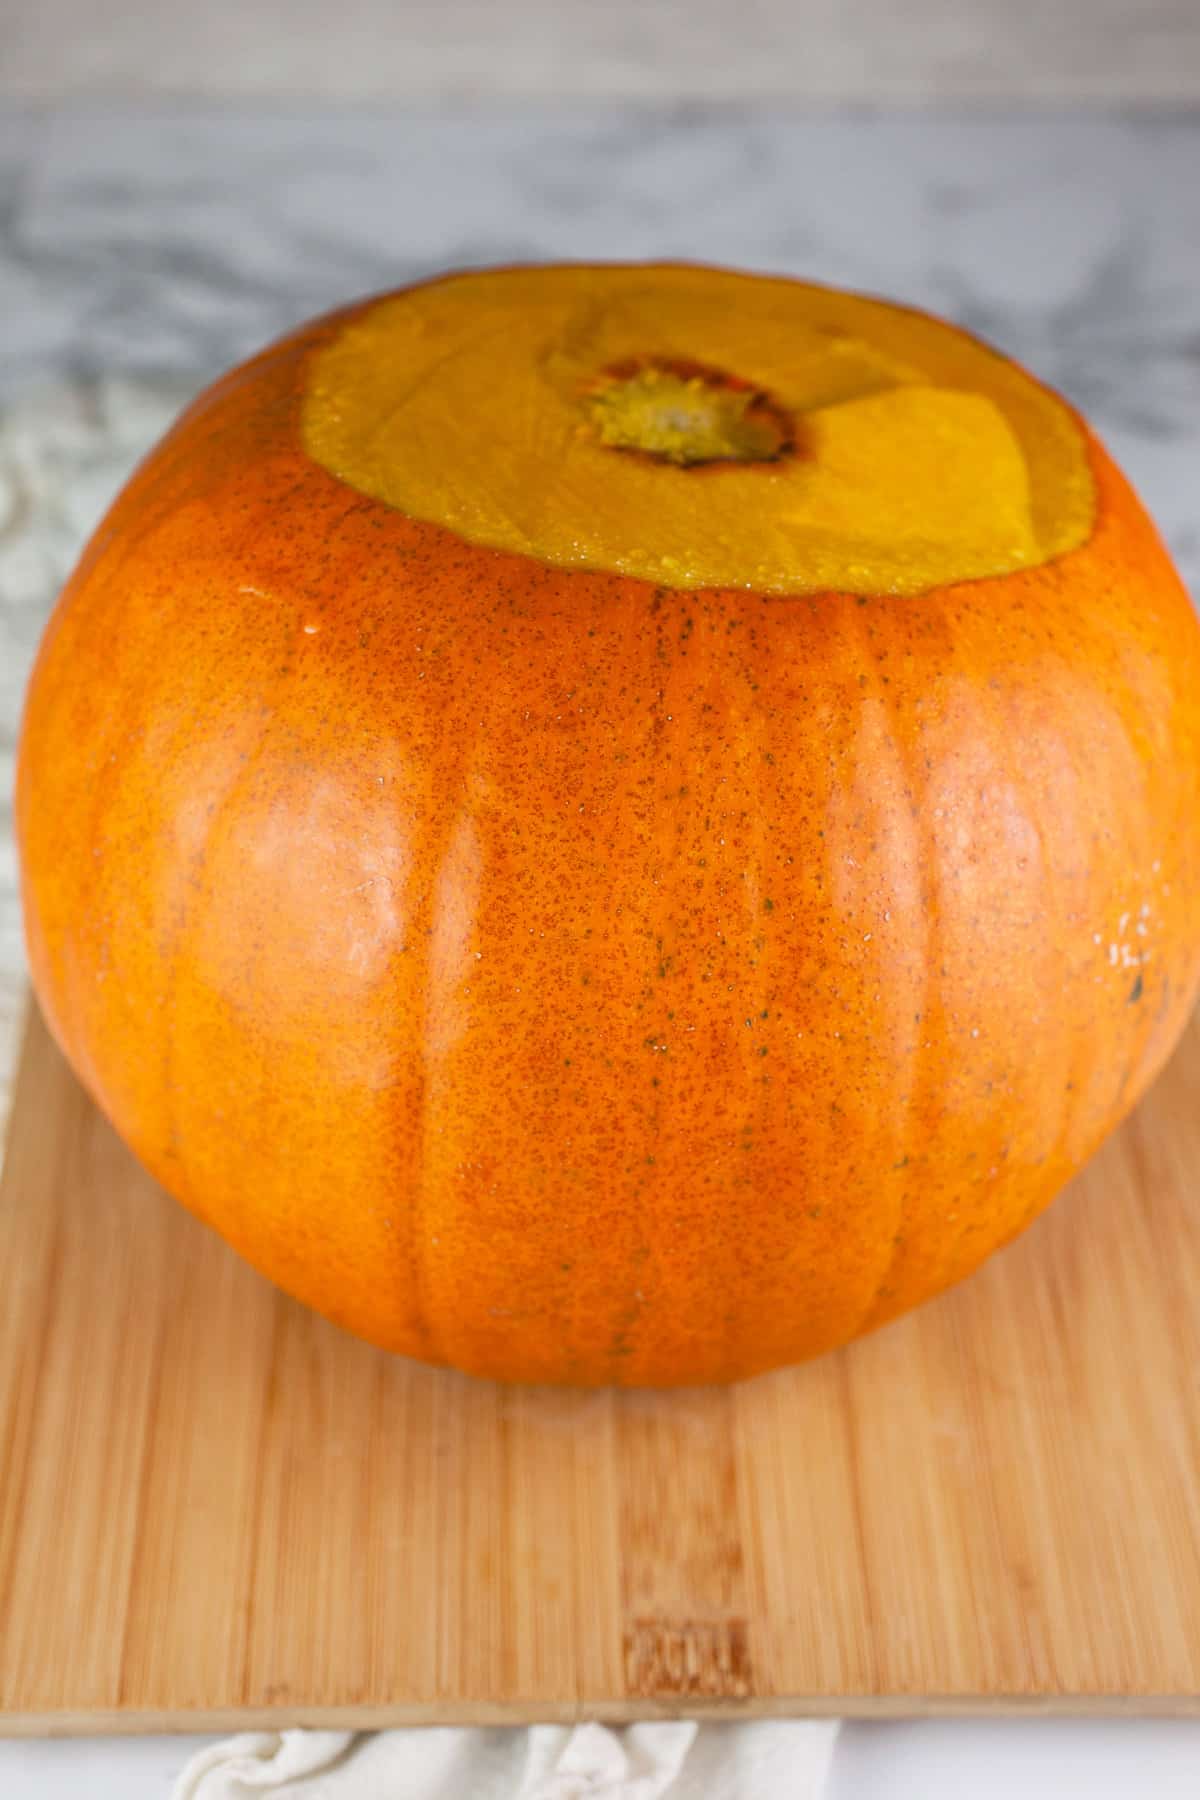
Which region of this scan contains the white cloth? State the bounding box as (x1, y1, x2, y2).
(173, 1723, 839, 1799)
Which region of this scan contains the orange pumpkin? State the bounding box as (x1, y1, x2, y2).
(17, 263, 1200, 1385)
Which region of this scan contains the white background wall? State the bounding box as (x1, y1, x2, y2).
(4, 0, 1200, 103)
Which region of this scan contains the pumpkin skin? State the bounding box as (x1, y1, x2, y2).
(16, 263, 1200, 1386)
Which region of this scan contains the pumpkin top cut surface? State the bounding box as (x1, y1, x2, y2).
(303, 263, 1096, 598)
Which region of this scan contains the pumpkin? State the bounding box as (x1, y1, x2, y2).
(17, 263, 1200, 1386)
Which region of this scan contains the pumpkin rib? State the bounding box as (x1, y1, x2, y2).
(843, 596, 931, 1339)
(161, 654, 306, 1231)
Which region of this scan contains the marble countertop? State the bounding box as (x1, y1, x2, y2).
(1, 104, 1199, 1791)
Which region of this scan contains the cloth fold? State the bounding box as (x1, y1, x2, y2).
(173, 1722, 840, 1799)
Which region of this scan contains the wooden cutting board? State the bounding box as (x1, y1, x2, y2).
(2, 1003, 1200, 1734)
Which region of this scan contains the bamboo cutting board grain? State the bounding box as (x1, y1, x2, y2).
(2, 1002, 1200, 1733)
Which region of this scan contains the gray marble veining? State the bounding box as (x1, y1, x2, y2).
(1, 104, 1198, 1112)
